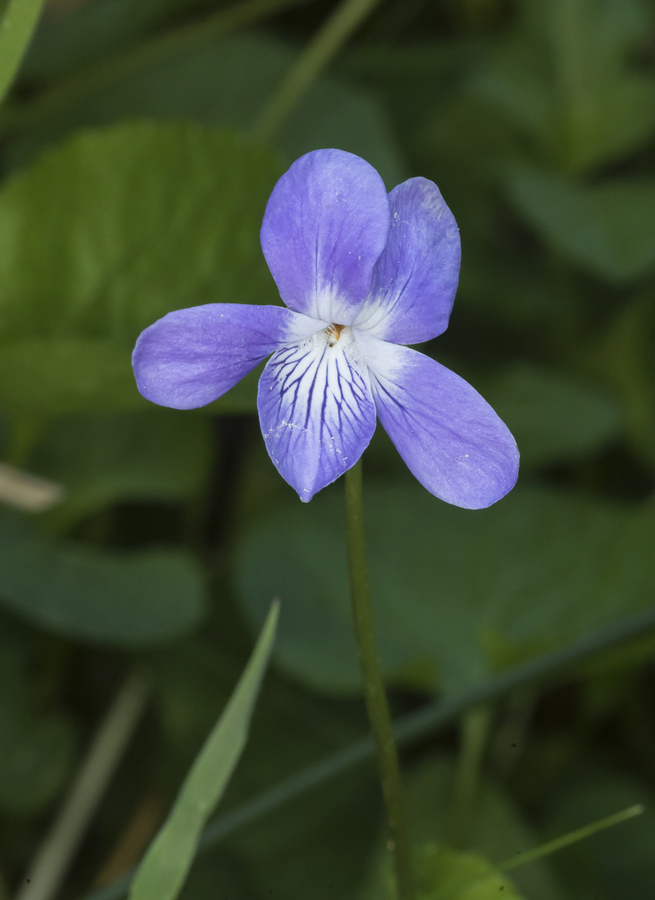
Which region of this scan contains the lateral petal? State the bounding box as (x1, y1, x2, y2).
(133, 303, 324, 409)
(260, 149, 390, 325)
(357, 333, 519, 508)
(353, 178, 460, 344)
(258, 329, 377, 501)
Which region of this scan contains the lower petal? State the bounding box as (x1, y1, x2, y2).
(357, 334, 519, 508)
(258, 330, 377, 501)
(133, 303, 324, 409)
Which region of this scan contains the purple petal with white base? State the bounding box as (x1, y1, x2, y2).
(353, 178, 461, 344)
(133, 303, 324, 409)
(260, 150, 390, 324)
(258, 328, 376, 501)
(356, 333, 519, 508)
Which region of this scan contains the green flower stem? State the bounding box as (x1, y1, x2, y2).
(15, 673, 149, 900)
(499, 804, 644, 872)
(345, 460, 414, 900)
(447, 705, 493, 848)
(0, 0, 47, 107)
(253, 0, 383, 142)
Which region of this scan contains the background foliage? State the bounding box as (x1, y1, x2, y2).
(1, 0, 655, 898)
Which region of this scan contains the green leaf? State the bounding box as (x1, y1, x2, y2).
(415, 845, 524, 900)
(0, 0, 47, 106)
(0, 511, 206, 645)
(506, 169, 655, 283)
(0, 120, 281, 415)
(235, 484, 655, 696)
(484, 363, 623, 467)
(363, 756, 563, 900)
(128, 601, 279, 900)
(474, 0, 655, 172)
(0, 338, 145, 416)
(29, 408, 212, 531)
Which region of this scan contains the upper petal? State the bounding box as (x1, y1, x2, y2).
(260, 149, 390, 325)
(356, 333, 519, 508)
(257, 328, 377, 501)
(352, 178, 461, 344)
(133, 303, 324, 409)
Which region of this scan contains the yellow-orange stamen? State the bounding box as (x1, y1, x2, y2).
(327, 323, 346, 346)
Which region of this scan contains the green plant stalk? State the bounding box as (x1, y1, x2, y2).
(77, 603, 655, 900)
(0, 0, 46, 107)
(345, 460, 414, 900)
(253, 0, 383, 141)
(447, 705, 493, 848)
(499, 804, 644, 871)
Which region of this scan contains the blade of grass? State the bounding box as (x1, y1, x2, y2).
(499, 804, 645, 871)
(127, 600, 279, 900)
(78, 603, 655, 900)
(0, 0, 47, 106)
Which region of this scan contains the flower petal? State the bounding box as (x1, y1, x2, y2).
(356, 333, 519, 508)
(133, 303, 324, 409)
(258, 328, 377, 501)
(353, 178, 461, 343)
(260, 149, 390, 324)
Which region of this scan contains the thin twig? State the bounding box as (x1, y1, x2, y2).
(14, 672, 149, 900)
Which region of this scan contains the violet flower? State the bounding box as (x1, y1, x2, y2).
(133, 149, 519, 508)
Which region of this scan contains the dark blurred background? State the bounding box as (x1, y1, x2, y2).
(1, 1, 655, 898)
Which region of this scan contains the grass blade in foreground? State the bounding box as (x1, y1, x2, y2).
(0, 0, 46, 106)
(128, 600, 280, 900)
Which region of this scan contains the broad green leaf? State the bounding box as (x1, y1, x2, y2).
(0, 511, 206, 644)
(414, 845, 524, 900)
(0, 338, 144, 416)
(484, 363, 622, 467)
(363, 756, 563, 900)
(235, 483, 655, 695)
(474, 0, 655, 172)
(6, 32, 406, 189)
(129, 601, 279, 900)
(506, 169, 655, 283)
(0, 619, 75, 815)
(0, 120, 281, 415)
(29, 408, 212, 531)
(0, 0, 47, 106)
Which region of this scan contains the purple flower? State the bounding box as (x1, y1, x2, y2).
(133, 149, 519, 508)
